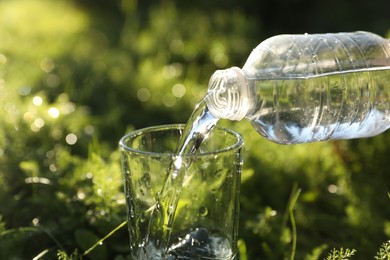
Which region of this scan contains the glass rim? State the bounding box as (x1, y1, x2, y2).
(119, 124, 243, 157)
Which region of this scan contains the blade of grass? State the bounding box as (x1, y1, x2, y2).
(287, 183, 302, 260)
(32, 248, 49, 260)
(238, 239, 248, 260)
(83, 220, 128, 256)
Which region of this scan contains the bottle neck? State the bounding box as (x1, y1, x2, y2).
(205, 67, 250, 121)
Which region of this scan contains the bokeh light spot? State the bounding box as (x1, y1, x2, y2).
(33, 96, 43, 106)
(62, 102, 76, 115)
(58, 93, 69, 103)
(137, 88, 151, 102)
(169, 39, 184, 54)
(51, 128, 62, 140)
(65, 133, 78, 145)
(77, 190, 86, 200)
(49, 164, 57, 172)
(48, 107, 60, 118)
(33, 118, 45, 128)
(172, 83, 186, 98)
(210, 44, 229, 68)
(162, 65, 177, 79)
(84, 125, 95, 135)
(40, 58, 55, 73)
(328, 184, 338, 194)
(23, 112, 34, 122)
(30, 118, 44, 132)
(18, 86, 31, 96)
(162, 63, 182, 79)
(213, 53, 228, 68)
(162, 94, 176, 107)
(45, 74, 61, 88)
(46, 150, 55, 159)
(32, 218, 40, 226)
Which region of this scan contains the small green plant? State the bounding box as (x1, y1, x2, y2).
(375, 240, 390, 260)
(324, 248, 357, 260)
(57, 249, 81, 260)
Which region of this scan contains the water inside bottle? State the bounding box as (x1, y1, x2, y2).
(248, 69, 389, 144)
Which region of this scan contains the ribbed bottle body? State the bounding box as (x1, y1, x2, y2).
(247, 69, 389, 144)
(242, 31, 390, 143)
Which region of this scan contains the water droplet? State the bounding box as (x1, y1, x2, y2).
(168, 203, 175, 214)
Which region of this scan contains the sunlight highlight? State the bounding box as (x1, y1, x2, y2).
(33, 96, 43, 106)
(48, 107, 60, 118)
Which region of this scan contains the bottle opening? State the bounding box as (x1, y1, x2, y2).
(206, 67, 250, 121)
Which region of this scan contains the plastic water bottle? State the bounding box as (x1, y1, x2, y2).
(206, 31, 390, 144)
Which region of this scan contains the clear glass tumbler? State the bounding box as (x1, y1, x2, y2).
(119, 124, 243, 259)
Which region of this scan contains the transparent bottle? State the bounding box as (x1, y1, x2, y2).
(206, 31, 390, 144)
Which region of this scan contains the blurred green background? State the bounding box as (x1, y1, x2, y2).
(0, 0, 389, 259)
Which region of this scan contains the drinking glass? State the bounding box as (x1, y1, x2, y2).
(119, 124, 243, 259)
